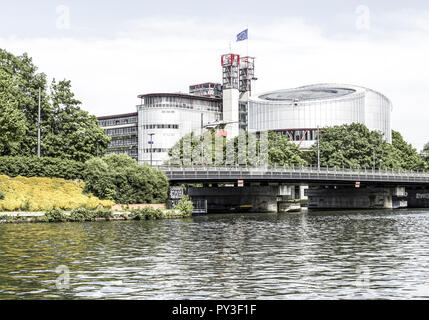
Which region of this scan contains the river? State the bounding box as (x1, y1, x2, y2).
(1, 209, 429, 299)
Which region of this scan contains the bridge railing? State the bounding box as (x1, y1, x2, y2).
(157, 164, 429, 179)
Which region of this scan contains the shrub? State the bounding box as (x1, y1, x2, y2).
(0, 156, 84, 180)
(94, 208, 114, 220)
(174, 196, 194, 217)
(131, 207, 164, 220)
(83, 154, 169, 204)
(44, 209, 66, 222)
(68, 207, 95, 222)
(0, 175, 114, 212)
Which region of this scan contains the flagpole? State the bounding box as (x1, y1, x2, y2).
(246, 25, 249, 57)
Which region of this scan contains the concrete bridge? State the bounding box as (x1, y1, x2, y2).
(159, 166, 429, 212)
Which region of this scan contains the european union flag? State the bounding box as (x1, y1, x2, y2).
(236, 29, 248, 42)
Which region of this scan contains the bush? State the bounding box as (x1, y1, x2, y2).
(131, 207, 164, 220)
(0, 175, 114, 212)
(174, 196, 194, 217)
(0, 156, 85, 180)
(44, 209, 66, 222)
(83, 154, 169, 204)
(69, 207, 95, 222)
(94, 208, 114, 220)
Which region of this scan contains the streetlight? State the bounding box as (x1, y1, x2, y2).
(37, 87, 41, 157)
(317, 125, 320, 171)
(148, 133, 155, 166)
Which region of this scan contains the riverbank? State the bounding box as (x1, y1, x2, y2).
(0, 207, 192, 224)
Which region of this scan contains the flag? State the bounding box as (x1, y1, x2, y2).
(236, 29, 248, 42)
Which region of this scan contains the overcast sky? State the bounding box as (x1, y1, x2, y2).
(1, 0, 428, 150)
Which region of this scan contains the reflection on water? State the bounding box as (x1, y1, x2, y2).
(1, 209, 429, 299)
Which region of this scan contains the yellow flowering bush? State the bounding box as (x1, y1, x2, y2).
(0, 175, 114, 212)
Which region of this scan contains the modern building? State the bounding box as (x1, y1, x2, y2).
(189, 82, 222, 98)
(137, 93, 222, 166)
(97, 112, 138, 161)
(248, 84, 392, 149)
(97, 54, 393, 164)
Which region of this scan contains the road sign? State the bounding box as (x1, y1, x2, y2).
(355, 182, 361, 188)
(148, 141, 154, 145)
(238, 179, 244, 187)
(170, 186, 184, 199)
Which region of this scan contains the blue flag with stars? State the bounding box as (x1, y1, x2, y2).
(236, 29, 248, 42)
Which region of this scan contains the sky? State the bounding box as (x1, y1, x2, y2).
(0, 0, 428, 151)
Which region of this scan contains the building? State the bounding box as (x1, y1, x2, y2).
(189, 82, 222, 98)
(97, 112, 138, 160)
(248, 84, 392, 149)
(97, 54, 393, 164)
(137, 93, 222, 166)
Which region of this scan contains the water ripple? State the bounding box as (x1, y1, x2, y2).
(1, 209, 429, 299)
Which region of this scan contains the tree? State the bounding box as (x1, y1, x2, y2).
(422, 143, 429, 163)
(307, 123, 425, 171)
(268, 131, 307, 166)
(43, 79, 110, 162)
(384, 130, 426, 171)
(83, 154, 169, 204)
(0, 48, 51, 156)
(0, 49, 109, 161)
(167, 130, 307, 167)
(0, 69, 26, 155)
(307, 123, 386, 169)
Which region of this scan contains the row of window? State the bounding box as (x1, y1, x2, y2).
(106, 149, 138, 157)
(275, 130, 317, 141)
(142, 103, 222, 112)
(99, 116, 137, 127)
(106, 126, 137, 136)
(142, 124, 179, 130)
(109, 137, 138, 147)
(143, 148, 170, 153)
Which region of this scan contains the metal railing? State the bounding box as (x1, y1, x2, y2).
(157, 164, 429, 183)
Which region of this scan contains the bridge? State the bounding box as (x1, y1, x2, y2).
(159, 165, 429, 185)
(159, 166, 429, 212)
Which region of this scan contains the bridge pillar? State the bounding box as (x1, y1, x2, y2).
(307, 185, 395, 209)
(406, 187, 429, 208)
(188, 186, 280, 213)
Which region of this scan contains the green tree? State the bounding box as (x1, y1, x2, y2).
(422, 142, 429, 163)
(0, 49, 109, 161)
(307, 123, 385, 169)
(0, 48, 51, 156)
(383, 130, 426, 171)
(43, 79, 110, 162)
(83, 154, 169, 204)
(307, 123, 425, 171)
(0, 70, 27, 155)
(168, 130, 307, 166)
(268, 131, 307, 166)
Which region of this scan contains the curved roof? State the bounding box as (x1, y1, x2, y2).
(251, 84, 390, 104)
(259, 87, 356, 101)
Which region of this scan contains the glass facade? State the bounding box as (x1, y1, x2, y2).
(248, 84, 392, 147)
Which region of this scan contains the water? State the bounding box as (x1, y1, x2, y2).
(1, 209, 429, 299)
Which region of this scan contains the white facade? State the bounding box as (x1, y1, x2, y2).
(137, 93, 222, 166)
(248, 84, 392, 147)
(223, 89, 240, 138)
